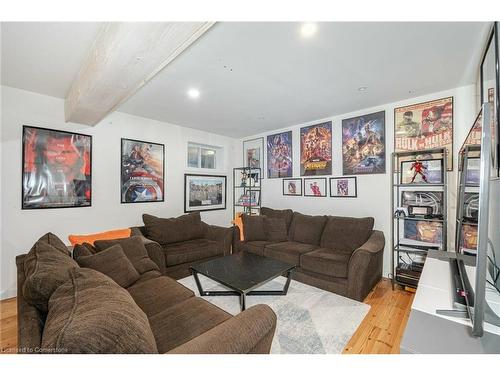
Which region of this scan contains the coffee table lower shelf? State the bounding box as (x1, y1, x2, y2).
(191, 268, 294, 311)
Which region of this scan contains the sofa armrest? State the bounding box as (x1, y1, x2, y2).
(167, 304, 277, 354)
(232, 226, 243, 253)
(347, 230, 385, 301)
(131, 227, 166, 274)
(203, 224, 233, 255)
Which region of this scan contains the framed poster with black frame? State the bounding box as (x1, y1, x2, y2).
(329, 176, 357, 198)
(303, 177, 327, 197)
(121, 138, 165, 204)
(480, 22, 500, 176)
(283, 178, 302, 196)
(22, 125, 92, 209)
(242, 137, 264, 174)
(184, 174, 227, 213)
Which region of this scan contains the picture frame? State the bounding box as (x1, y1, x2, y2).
(342, 111, 386, 175)
(121, 138, 165, 204)
(304, 178, 327, 197)
(22, 125, 92, 209)
(394, 96, 453, 171)
(401, 191, 444, 216)
(267, 131, 293, 178)
(300, 121, 332, 176)
(242, 137, 264, 174)
(283, 178, 303, 196)
(400, 158, 444, 184)
(329, 176, 357, 198)
(184, 174, 227, 213)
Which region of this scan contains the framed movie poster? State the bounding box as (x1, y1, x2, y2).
(184, 174, 226, 212)
(267, 131, 293, 178)
(394, 97, 453, 170)
(243, 137, 264, 172)
(22, 126, 92, 209)
(283, 178, 302, 196)
(300, 121, 332, 176)
(342, 111, 385, 175)
(121, 138, 164, 203)
(304, 178, 327, 197)
(400, 159, 443, 184)
(329, 177, 357, 198)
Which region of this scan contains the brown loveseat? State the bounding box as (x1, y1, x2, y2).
(233, 207, 385, 302)
(16, 233, 276, 354)
(131, 212, 233, 280)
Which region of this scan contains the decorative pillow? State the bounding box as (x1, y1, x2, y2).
(72, 243, 97, 260)
(264, 218, 288, 242)
(42, 268, 158, 354)
(37, 232, 71, 257)
(289, 212, 327, 246)
(68, 228, 131, 246)
(76, 244, 140, 288)
(142, 212, 204, 245)
(241, 214, 267, 242)
(23, 240, 79, 312)
(320, 216, 374, 251)
(260, 207, 294, 231)
(93, 236, 160, 275)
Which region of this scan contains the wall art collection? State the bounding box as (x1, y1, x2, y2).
(300, 121, 332, 176)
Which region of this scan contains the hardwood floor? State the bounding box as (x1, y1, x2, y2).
(0, 278, 413, 354)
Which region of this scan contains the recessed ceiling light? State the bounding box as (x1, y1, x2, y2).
(300, 23, 317, 38)
(358, 86, 368, 92)
(187, 88, 200, 99)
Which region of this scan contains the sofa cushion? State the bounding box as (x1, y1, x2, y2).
(264, 218, 288, 242)
(149, 297, 231, 353)
(241, 214, 266, 241)
(41, 268, 158, 354)
(164, 239, 222, 266)
(37, 232, 71, 257)
(241, 241, 273, 257)
(73, 242, 97, 259)
(94, 236, 160, 275)
(134, 270, 163, 284)
(260, 207, 294, 231)
(289, 212, 327, 245)
(320, 216, 374, 251)
(264, 241, 318, 265)
(23, 239, 78, 312)
(142, 212, 204, 245)
(127, 276, 194, 317)
(76, 244, 140, 288)
(300, 247, 353, 278)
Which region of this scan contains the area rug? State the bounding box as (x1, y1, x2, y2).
(178, 275, 370, 354)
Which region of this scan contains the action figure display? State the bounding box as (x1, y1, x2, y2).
(409, 156, 428, 183)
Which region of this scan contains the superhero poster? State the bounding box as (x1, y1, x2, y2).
(22, 126, 92, 209)
(394, 97, 453, 170)
(342, 111, 385, 175)
(300, 122, 332, 176)
(267, 131, 293, 178)
(121, 138, 164, 203)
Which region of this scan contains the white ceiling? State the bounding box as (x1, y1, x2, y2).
(1, 22, 489, 138)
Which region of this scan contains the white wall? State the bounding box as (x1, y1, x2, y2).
(0, 85, 239, 299)
(241, 85, 479, 277)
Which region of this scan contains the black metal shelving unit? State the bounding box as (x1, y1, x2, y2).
(390, 147, 448, 290)
(232, 167, 262, 220)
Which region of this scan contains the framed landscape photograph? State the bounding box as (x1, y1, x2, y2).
(394, 97, 453, 170)
(184, 174, 226, 212)
(300, 121, 332, 176)
(342, 111, 385, 175)
(267, 131, 293, 178)
(304, 177, 327, 197)
(283, 178, 302, 196)
(22, 126, 92, 209)
(243, 137, 264, 172)
(121, 138, 165, 203)
(400, 158, 444, 184)
(329, 176, 357, 198)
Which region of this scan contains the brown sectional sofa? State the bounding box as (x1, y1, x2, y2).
(233, 207, 385, 301)
(16, 232, 276, 354)
(131, 212, 233, 280)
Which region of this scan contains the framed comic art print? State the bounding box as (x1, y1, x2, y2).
(243, 137, 264, 172)
(121, 138, 165, 203)
(22, 126, 92, 209)
(304, 177, 327, 197)
(329, 177, 357, 198)
(283, 178, 302, 196)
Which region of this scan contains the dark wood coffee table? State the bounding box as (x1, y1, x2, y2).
(190, 252, 296, 311)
